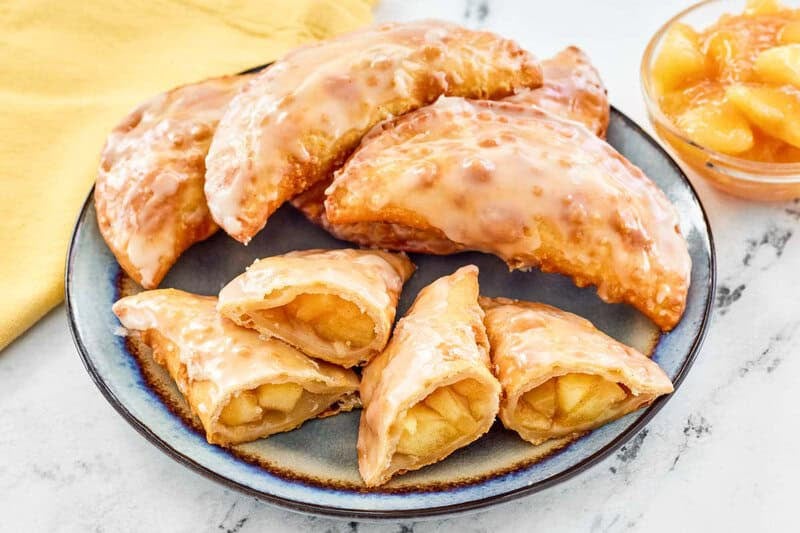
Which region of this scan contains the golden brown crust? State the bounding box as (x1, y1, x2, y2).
(481, 296, 674, 445)
(204, 20, 542, 243)
(325, 97, 691, 331)
(357, 266, 501, 486)
(95, 74, 251, 288)
(505, 46, 609, 137)
(113, 289, 359, 446)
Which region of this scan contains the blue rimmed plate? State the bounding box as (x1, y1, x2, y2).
(66, 106, 715, 519)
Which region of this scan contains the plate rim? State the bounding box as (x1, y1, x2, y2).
(65, 105, 717, 520)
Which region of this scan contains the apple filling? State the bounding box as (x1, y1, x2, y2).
(395, 380, 485, 458)
(518, 373, 628, 430)
(253, 293, 376, 349)
(218, 382, 332, 428)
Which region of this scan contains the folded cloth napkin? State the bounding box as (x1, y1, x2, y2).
(0, 0, 374, 351)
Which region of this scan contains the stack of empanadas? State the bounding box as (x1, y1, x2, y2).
(99, 20, 688, 488)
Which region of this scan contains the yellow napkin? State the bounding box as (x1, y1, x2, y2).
(0, 0, 374, 350)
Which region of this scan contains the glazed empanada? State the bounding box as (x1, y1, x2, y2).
(218, 249, 415, 367)
(358, 266, 501, 487)
(325, 97, 691, 330)
(113, 289, 359, 446)
(481, 297, 674, 445)
(95, 74, 251, 288)
(504, 46, 609, 137)
(204, 20, 542, 243)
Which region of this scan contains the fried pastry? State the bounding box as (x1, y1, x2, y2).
(217, 249, 415, 367)
(358, 266, 501, 487)
(505, 46, 609, 137)
(204, 20, 543, 243)
(481, 297, 674, 445)
(113, 289, 359, 446)
(95, 74, 251, 288)
(325, 97, 691, 330)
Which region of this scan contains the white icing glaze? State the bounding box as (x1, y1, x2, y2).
(95, 75, 250, 287)
(204, 20, 542, 243)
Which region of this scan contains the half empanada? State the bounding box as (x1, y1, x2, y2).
(358, 265, 501, 487)
(481, 297, 674, 446)
(325, 97, 691, 330)
(505, 46, 609, 137)
(217, 249, 415, 367)
(113, 289, 359, 446)
(204, 20, 542, 243)
(95, 74, 251, 288)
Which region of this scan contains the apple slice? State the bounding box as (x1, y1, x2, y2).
(676, 101, 754, 154)
(755, 44, 800, 87)
(220, 391, 262, 426)
(521, 378, 557, 419)
(424, 386, 477, 433)
(652, 23, 708, 94)
(556, 373, 598, 414)
(727, 84, 800, 148)
(256, 382, 304, 412)
(561, 379, 627, 425)
(395, 403, 459, 457)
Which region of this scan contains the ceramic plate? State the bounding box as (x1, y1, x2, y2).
(67, 106, 715, 519)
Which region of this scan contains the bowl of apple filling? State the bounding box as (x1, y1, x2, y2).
(642, 0, 800, 200)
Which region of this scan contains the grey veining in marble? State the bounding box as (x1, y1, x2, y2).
(1, 0, 796, 531)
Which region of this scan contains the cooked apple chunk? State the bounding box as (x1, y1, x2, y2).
(256, 382, 304, 412)
(249, 291, 376, 352)
(220, 391, 263, 426)
(754, 44, 800, 87)
(394, 382, 480, 458)
(653, 23, 708, 94)
(727, 84, 800, 148)
(556, 373, 627, 425)
(675, 101, 754, 154)
(514, 373, 628, 433)
(218, 383, 334, 428)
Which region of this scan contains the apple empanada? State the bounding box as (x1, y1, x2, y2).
(95, 74, 251, 288)
(358, 266, 501, 487)
(481, 297, 674, 445)
(204, 20, 543, 243)
(505, 46, 609, 137)
(325, 97, 692, 330)
(217, 249, 415, 368)
(113, 289, 359, 446)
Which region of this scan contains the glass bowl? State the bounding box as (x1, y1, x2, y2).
(641, 0, 800, 201)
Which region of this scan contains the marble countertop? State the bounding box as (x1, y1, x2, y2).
(2, 0, 796, 531)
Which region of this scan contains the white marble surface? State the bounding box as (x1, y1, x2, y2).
(2, 0, 797, 531)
